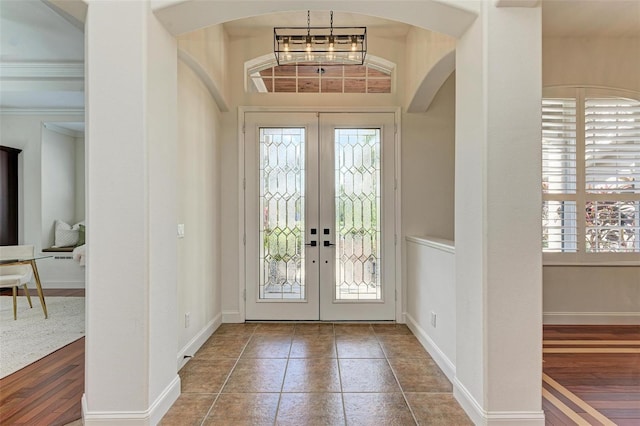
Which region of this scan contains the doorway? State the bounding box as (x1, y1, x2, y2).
(244, 112, 396, 320)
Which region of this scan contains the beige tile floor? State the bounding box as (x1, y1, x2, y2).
(160, 323, 472, 426)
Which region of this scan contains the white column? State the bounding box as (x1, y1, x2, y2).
(455, 2, 544, 424)
(84, 1, 179, 423)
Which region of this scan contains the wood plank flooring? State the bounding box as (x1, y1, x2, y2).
(542, 325, 640, 426)
(0, 289, 84, 426)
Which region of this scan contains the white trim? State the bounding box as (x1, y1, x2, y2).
(222, 310, 244, 323)
(238, 107, 247, 323)
(43, 122, 84, 138)
(394, 108, 403, 323)
(494, 0, 540, 7)
(178, 49, 229, 112)
(453, 380, 545, 426)
(82, 375, 181, 425)
(40, 279, 85, 289)
(543, 260, 640, 267)
(0, 62, 84, 79)
(544, 312, 640, 325)
(405, 313, 456, 381)
(453, 378, 486, 426)
(484, 411, 546, 425)
(176, 313, 222, 370)
(0, 108, 84, 116)
(406, 235, 455, 254)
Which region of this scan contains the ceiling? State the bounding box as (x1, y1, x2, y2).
(0, 1, 638, 113)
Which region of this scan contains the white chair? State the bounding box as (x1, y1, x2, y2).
(0, 245, 43, 320)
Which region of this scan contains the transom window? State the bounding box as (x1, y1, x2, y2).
(542, 87, 640, 262)
(246, 55, 394, 94)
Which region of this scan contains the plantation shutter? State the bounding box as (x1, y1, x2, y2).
(542, 99, 577, 194)
(585, 97, 640, 194)
(542, 98, 578, 252)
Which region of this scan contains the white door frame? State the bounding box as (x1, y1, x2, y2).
(237, 106, 403, 322)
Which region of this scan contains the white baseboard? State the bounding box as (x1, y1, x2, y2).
(177, 312, 222, 370)
(41, 280, 85, 289)
(453, 379, 545, 426)
(82, 375, 180, 425)
(222, 310, 243, 323)
(405, 313, 456, 382)
(544, 311, 640, 325)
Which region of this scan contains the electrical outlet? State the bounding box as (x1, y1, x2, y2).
(430, 312, 437, 328)
(185, 312, 190, 328)
(177, 223, 185, 238)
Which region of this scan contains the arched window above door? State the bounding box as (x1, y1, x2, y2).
(246, 53, 395, 94)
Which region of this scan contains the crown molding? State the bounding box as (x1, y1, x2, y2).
(43, 122, 84, 138)
(494, 0, 540, 7)
(0, 108, 84, 116)
(0, 62, 84, 80)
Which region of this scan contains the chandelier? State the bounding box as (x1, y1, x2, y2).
(274, 11, 367, 65)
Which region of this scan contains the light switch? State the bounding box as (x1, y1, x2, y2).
(177, 224, 185, 238)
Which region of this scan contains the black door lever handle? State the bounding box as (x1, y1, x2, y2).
(323, 241, 335, 247)
(305, 241, 317, 247)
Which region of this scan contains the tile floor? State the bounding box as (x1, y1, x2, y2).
(160, 323, 472, 426)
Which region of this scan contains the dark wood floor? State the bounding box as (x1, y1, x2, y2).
(0, 289, 85, 426)
(1, 295, 637, 426)
(542, 325, 640, 425)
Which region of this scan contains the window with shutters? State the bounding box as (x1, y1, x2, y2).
(542, 87, 640, 263)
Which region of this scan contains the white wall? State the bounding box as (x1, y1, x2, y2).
(0, 114, 82, 248)
(405, 237, 456, 378)
(0, 114, 85, 288)
(543, 37, 640, 92)
(41, 125, 77, 247)
(402, 73, 455, 242)
(176, 59, 223, 358)
(75, 137, 85, 222)
(404, 26, 456, 109)
(542, 35, 640, 324)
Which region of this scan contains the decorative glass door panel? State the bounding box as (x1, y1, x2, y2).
(245, 112, 395, 321)
(259, 128, 306, 300)
(335, 129, 381, 300)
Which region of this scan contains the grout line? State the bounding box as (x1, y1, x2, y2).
(373, 328, 419, 426)
(273, 328, 295, 424)
(333, 323, 349, 426)
(198, 325, 257, 426)
(543, 373, 617, 426)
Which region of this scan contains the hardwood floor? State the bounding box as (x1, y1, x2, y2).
(542, 325, 640, 425)
(0, 289, 84, 426)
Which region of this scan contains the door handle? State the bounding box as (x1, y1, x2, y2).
(305, 241, 317, 247)
(323, 241, 335, 247)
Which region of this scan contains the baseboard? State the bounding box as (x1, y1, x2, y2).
(544, 311, 640, 325)
(41, 280, 85, 289)
(222, 310, 243, 323)
(82, 375, 180, 425)
(177, 312, 222, 370)
(453, 379, 545, 426)
(405, 313, 456, 382)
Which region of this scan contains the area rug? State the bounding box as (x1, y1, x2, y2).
(0, 296, 85, 378)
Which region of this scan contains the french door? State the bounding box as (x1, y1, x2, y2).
(245, 112, 396, 321)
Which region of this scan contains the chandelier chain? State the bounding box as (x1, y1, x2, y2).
(330, 11, 334, 35)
